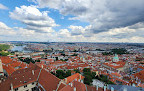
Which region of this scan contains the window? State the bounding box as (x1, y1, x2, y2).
(26, 90, 29, 91)
(32, 87, 37, 91)
(24, 85, 27, 88)
(32, 82, 34, 85)
(15, 88, 18, 91)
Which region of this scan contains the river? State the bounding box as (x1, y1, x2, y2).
(11, 45, 32, 53)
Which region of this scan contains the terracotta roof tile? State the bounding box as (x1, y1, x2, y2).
(38, 69, 61, 91)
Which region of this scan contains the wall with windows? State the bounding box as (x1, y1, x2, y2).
(12, 81, 37, 91)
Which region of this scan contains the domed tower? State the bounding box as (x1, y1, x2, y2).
(113, 54, 119, 62)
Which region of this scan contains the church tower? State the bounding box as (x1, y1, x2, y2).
(112, 54, 119, 62)
(0, 58, 4, 76)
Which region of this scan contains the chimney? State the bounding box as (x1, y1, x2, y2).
(111, 87, 114, 91)
(11, 83, 14, 91)
(123, 87, 127, 91)
(32, 70, 34, 75)
(104, 86, 106, 91)
(96, 85, 98, 91)
(42, 65, 43, 69)
(71, 83, 73, 87)
(65, 78, 67, 83)
(81, 80, 83, 83)
(80, 74, 81, 79)
(74, 87, 76, 91)
(78, 79, 80, 82)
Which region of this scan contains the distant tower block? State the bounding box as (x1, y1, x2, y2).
(0, 59, 4, 76)
(113, 54, 119, 62)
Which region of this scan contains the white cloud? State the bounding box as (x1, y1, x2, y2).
(107, 27, 136, 35)
(0, 3, 8, 10)
(1, 0, 144, 43)
(9, 5, 58, 33)
(0, 21, 144, 43)
(0, 22, 58, 41)
(0, 22, 16, 35)
(69, 25, 85, 35)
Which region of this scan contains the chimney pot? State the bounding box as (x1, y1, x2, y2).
(96, 86, 98, 91)
(111, 87, 114, 91)
(32, 70, 34, 75)
(81, 80, 83, 83)
(104, 86, 106, 91)
(74, 87, 76, 91)
(71, 83, 73, 87)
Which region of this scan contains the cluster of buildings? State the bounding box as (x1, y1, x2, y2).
(0, 42, 144, 91)
(0, 56, 112, 91)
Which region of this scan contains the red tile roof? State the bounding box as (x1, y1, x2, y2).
(103, 61, 126, 69)
(73, 81, 86, 91)
(0, 56, 13, 64)
(65, 73, 84, 84)
(38, 69, 61, 91)
(133, 70, 144, 82)
(57, 83, 66, 91)
(0, 65, 41, 91)
(2, 64, 15, 75)
(59, 85, 74, 91)
(111, 72, 122, 77)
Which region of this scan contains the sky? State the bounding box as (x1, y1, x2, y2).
(0, 0, 144, 43)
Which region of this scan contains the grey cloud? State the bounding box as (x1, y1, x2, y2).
(30, 0, 144, 34)
(70, 29, 83, 36)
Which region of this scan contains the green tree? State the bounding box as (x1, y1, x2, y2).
(92, 72, 96, 79)
(59, 75, 65, 79)
(83, 68, 93, 85)
(74, 69, 80, 73)
(0, 52, 10, 56)
(83, 68, 91, 72)
(56, 70, 65, 78)
(71, 53, 78, 56)
(35, 59, 40, 62)
(84, 75, 92, 85)
(65, 70, 71, 77)
(0, 44, 10, 51)
(111, 48, 128, 54)
(95, 74, 115, 84)
(50, 72, 56, 76)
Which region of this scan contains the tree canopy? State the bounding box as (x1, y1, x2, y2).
(0, 44, 10, 51)
(54, 70, 71, 79)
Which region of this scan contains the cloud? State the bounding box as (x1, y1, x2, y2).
(9, 5, 58, 33)
(30, 0, 144, 34)
(0, 21, 58, 41)
(0, 22, 16, 36)
(0, 21, 144, 43)
(69, 25, 84, 35)
(28, 0, 63, 9)
(106, 23, 144, 39)
(0, 3, 8, 10)
(57, 29, 70, 38)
